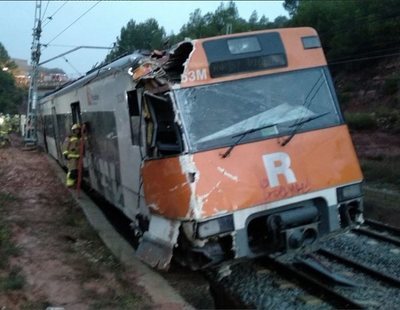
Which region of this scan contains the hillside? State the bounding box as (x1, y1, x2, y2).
(333, 57, 400, 191)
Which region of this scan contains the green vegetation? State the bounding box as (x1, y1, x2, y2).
(105, 1, 288, 62)
(383, 73, 400, 96)
(286, 0, 400, 63)
(106, 0, 399, 67)
(0, 267, 25, 291)
(62, 204, 146, 307)
(89, 294, 142, 310)
(344, 112, 377, 130)
(345, 108, 400, 133)
(0, 192, 24, 292)
(361, 156, 400, 190)
(0, 43, 26, 114)
(105, 18, 166, 63)
(21, 301, 52, 310)
(0, 193, 19, 268)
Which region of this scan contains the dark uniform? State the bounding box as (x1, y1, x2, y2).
(63, 124, 81, 187)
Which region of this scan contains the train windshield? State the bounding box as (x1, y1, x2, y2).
(174, 67, 342, 152)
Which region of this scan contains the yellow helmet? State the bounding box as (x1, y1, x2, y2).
(71, 123, 81, 131)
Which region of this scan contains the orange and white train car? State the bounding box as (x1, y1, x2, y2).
(38, 27, 364, 270)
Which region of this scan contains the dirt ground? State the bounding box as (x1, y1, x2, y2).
(0, 131, 398, 309)
(351, 130, 400, 158)
(0, 137, 153, 309)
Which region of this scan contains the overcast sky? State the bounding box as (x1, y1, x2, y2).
(0, 1, 287, 78)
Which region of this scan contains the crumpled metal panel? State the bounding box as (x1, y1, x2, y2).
(135, 216, 180, 270)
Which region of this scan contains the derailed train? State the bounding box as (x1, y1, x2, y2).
(37, 27, 364, 270)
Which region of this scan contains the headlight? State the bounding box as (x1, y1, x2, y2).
(196, 215, 234, 239)
(337, 183, 363, 202)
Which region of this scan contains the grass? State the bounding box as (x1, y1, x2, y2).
(0, 193, 20, 269)
(89, 292, 143, 310)
(0, 191, 18, 206)
(21, 301, 52, 310)
(344, 112, 377, 130)
(0, 267, 25, 291)
(61, 203, 148, 309)
(383, 73, 400, 96)
(345, 109, 400, 133)
(361, 156, 400, 190)
(0, 191, 23, 293)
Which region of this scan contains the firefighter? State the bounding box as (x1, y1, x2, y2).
(63, 123, 81, 187)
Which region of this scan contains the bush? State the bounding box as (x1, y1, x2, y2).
(361, 157, 400, 188)
(375, 108, 400, 133)
(0, 267, 25, 291)
(383, 74, 400, 96)
(344, 112, 376, 130)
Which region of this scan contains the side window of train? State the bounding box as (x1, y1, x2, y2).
(143, 92, 183, 157)
(70, 101, 81, 125)
(127, 90, 140, 145)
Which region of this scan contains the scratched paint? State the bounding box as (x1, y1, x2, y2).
(179, 154, 202, 219)
(217, 166, 239, 182)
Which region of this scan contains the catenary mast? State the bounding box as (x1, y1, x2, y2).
(25, 0, 42, 144)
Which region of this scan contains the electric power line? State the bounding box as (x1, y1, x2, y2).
(328, 52, 400, 66)
(328, 45, 400, 63)
(45, 1, 101, 46)
(63, 56, 81, 76)
(42, 1, 69, 28)
(41, 1, 50, 21)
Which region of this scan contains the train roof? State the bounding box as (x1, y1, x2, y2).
(39, 52, 145, 102)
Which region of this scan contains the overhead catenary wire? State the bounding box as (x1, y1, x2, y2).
(328, 52, 400, 66)
(44, 0, 102, 46)
(41, 1, 50, 21)
(63, 56, 81, 76)
(42, 1, 69, 28)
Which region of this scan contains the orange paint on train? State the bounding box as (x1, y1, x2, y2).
(142, 125, 363, 220)
(180, 27, 327, 88)
(142, 156, 191, 218)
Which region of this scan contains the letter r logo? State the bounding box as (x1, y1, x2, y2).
(262, 152, 297, 188)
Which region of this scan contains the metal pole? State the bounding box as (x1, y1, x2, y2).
(25, 0, 42, 144)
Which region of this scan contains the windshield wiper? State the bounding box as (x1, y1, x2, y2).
(220, 123, 277, 158)
(281, 112, 330, 146)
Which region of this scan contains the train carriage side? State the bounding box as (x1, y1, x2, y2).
(38, 54, 147, 222)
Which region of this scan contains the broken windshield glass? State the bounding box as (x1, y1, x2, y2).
(174, 67, 342, 152)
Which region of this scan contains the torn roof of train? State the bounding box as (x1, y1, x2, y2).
(37, 38, 198, 104)
(39, 52, 146, 102)
(38, 39, 195, 103)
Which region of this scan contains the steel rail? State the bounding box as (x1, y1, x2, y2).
(364, 219, 400, 237)
(318, 248, 400, 287)
(353, 227, 400, 247)
(264, 256, 364, 309)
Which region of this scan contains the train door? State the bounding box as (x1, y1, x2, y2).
(142, 91, 183, 158)
(51, 106, 63, 161)
(126, 90, 146, 217)
(70, 101, 81, 125)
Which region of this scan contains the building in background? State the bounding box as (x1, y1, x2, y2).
(12, 58, 69, 96)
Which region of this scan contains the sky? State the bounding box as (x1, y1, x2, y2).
(0, 1, 288, 79)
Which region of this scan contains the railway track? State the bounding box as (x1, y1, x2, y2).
(82, 190, 399, 309)
(208, 221, 400, 309)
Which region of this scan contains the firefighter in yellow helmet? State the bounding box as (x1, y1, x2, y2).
(62, 124, 81, 187)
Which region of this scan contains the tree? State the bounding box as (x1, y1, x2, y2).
(105, 2, 292, 62)
(105, 18, 166, 62)
(283, 0, 299, 17)
(171, 1, 289, 44)
(285, 0, 400, 62)
(0, 43, 25, 114)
